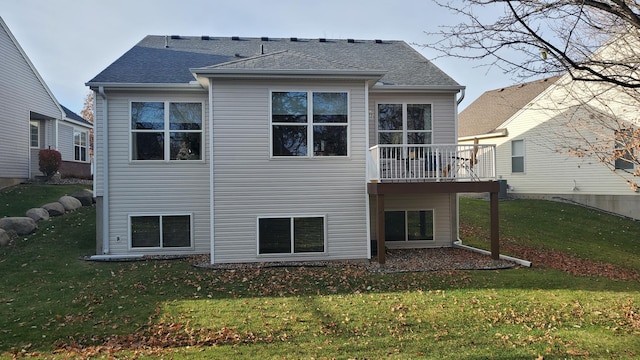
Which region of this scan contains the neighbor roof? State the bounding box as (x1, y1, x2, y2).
(458, 76, 561, 138)
(87, 36, 462, 89)
(61, 105, 92, 127)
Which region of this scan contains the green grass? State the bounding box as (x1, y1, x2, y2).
(1, 190, 639, 359)
(0, 184, 90, 218)
(459, 197, 640, 270)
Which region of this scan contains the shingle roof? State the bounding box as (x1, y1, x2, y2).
(87, 36, 461, 88)
(458, 76, 561, 138)
(61, 105, 92, 127)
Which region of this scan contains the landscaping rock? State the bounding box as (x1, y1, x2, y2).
(71, 189, 94, 206)
(0, 217, 37, 236)
(26, 207, 50, 222)
(42, 202, 65, 216)
(0, 229, 9, 247)
(58, 196, 82, 211)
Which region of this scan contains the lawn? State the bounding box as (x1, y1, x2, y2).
(1, 188, 639, 359)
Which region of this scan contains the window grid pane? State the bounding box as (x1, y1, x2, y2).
(259, 218, 292, 254)
(272, 92, 308, 123)
(169, 103, 202, 130)
(132, 102, 164, 130)
(131, 216, 161, 248)
(407, 210, 434, 240)
(378, 104, 403, 130)
(162, 216, 191, 247)
(385, 211, 406, 241)
(293, 217, 324, 253)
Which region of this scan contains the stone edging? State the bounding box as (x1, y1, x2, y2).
(0, 189, 94, 247)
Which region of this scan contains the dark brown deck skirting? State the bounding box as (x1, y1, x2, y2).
(368, 180, 500, 264)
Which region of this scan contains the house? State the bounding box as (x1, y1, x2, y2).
(87, 35, 501, 264)
(459, 74, 640, 220)
(0, 16, 93, 188)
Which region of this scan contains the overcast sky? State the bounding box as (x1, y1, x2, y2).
(1, 0, 518, 114)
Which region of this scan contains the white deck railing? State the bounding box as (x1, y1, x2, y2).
(368, 144, 496, 182)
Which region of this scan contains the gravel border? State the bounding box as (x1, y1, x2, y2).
(191, 247, 516, 273)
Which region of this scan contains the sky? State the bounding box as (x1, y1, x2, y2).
(1, 0, 519, 115)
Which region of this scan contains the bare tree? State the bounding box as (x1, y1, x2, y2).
(81, 91, 95, 156)
(425, 1, 640, 190)
(81, 91, 94, 124)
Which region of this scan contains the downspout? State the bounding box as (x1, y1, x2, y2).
(364, 81, 371, 260)
(456, 88, 465, 105)
(209, 80, 215, 264)
(452, 87, 530, 266)
(99, 86, 109, 254)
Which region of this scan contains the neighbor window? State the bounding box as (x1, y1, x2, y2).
(74, 129, 88, 162)
(271, 91, 348, 157)
(30, 121, 39, 148)
(614, 129, 635, 170)
(378, 103, 432, 145)
(130, 214, 192, 248)
(258, 216, 325, 254)
(131, 101, 202, 161)
(385, 210, 434, 241)
(511, 139, 524, 173)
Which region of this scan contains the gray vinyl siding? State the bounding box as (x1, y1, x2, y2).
(102, 91, 211, 256)
(369, 193, 455, 248)
(58, 123, 74, 161)
(368, 92, 458, 147)
(212, 79, 368, 263)
(0, 20, 62, 179)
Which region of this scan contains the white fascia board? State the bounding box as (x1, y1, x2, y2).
(458, 129, 509, 142)
(370, 84, 465, 93)
(85, 82, 206, 91)
(190, 68, 386, 80)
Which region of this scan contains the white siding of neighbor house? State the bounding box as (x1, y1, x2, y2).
(368, 93, 459, 147)
(100, 91, 211, 256)
(461, 83, 638, 197)
(369, 193, 456, 248)
(0, 18, 62, 179)
(211, 79, 369, 264)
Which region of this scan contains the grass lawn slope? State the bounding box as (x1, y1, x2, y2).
(0, 189, 639, 359)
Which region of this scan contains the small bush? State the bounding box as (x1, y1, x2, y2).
(39, 149, 62, 178)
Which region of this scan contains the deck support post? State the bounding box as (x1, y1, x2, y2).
(490, 190, 499, 260)
(376, 193, 385, 264)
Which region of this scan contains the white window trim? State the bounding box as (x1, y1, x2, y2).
(129, 100, 205, 163)
(384, 208, 435, 242)
(73, 128, 89, 163)
(376, 102, 434, 145)
(30, 121, 40, 148)
(127, 213, 194, 250)
(511, 139, 525, 174)
(256, 214, 328, 256)
(269, 90, 350, 159)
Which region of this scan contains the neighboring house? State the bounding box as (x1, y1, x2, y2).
(0, 16, 92, 188)
(87, 35, 501, 264)
(459, 75, 640, 220)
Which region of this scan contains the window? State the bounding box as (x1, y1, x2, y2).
(131, 102, 202, 161)
(30, 121, 39, 148)
(614, 129, 635, 170)
(130, 214, 192, 248)
(258, 216, 325, 254)
(385, 210, 434, 241)
(74, 129, 88, 162)
(378, 104, 432, 145)
(511, 140, 524, 173)
(271, 91, 348, 157)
